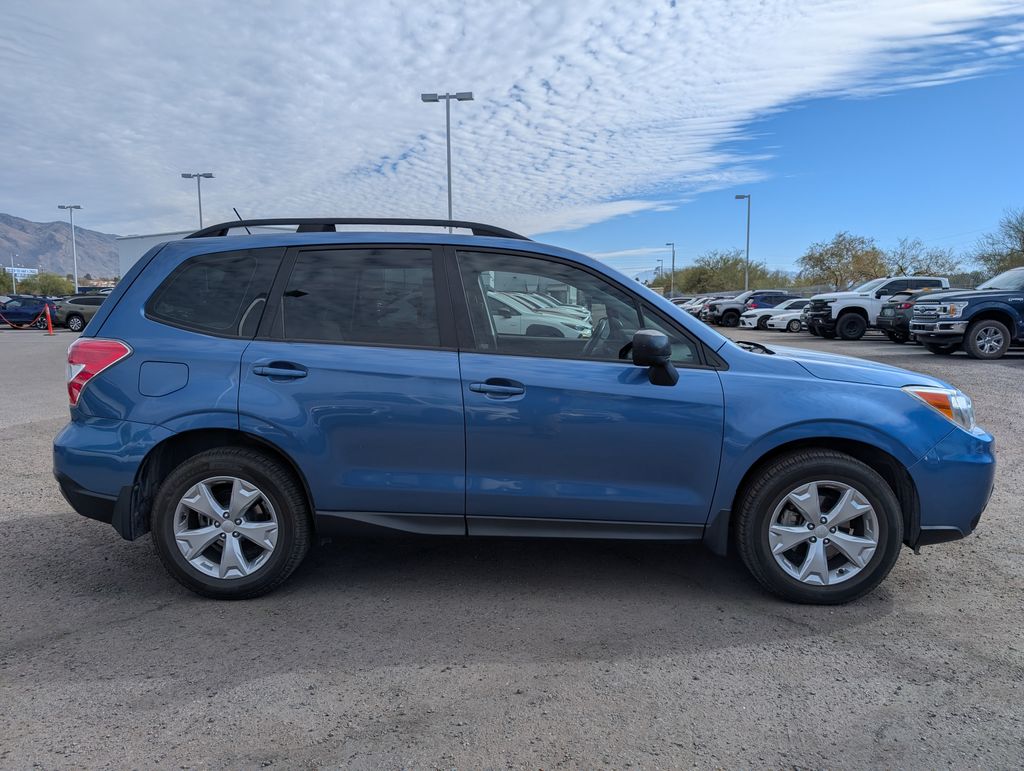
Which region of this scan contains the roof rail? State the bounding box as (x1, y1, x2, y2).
(185, 218, 530, 240)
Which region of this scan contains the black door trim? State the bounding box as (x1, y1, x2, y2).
(466, 515, 703, 541)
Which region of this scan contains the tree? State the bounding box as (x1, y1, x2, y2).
(0, 270, 12, 294)
(15, 272, 75, 296)
(650, 249, 793, 294)
(885, 237, 960, 277)
(968, 208, 1024, 275)
(797, 232, 887, 289)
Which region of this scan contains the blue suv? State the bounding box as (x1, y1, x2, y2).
(53, 218, 995, 603)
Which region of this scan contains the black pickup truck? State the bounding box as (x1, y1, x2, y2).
(910, 266, 1024, 359)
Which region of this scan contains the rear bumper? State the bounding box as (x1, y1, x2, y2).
(908, 427, 995, 548)
(875, 315, 909, 334)
(53, 417, 171, 539)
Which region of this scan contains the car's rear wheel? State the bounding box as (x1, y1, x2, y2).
(722, 311, 740, 327)
(963, 319, 1010, 360)
(837, 313, 867, 341)
(786, 319, 802, 333)
(925, 342, 958, 355)
(66, 314, 85, 332)
(886, 331, 908, 344)
(151, 447, 312, 599)
(735, 449, 903, 604)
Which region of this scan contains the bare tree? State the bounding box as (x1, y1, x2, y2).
(969, 208, 1024, 275)
(886, 237, 960, 276)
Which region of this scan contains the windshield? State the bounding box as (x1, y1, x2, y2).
(977, 268, 1024, 291)
(849, 278, 887, 293)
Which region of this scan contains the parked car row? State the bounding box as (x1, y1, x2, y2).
(0, 293, 106, 331)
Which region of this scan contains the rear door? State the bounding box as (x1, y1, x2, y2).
(239, 245, 465, 532)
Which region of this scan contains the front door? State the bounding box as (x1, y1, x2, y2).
(450, 248, 725, 533)
(239, 245, 465, 532)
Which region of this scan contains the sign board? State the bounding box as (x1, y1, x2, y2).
(4, 267, 39, 279)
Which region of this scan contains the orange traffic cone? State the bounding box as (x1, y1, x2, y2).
(45, 305, 55, 336)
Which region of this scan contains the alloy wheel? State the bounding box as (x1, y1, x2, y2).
(768, 480, 879, 586)
(974, 325, 1005, 355)
(173, 476, 279, 580)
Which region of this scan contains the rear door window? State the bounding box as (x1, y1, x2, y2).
(147, 248, 283, 338)
(272, 247, 440, 347)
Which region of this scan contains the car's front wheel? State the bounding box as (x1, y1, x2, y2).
(963, 319, 1010, 360)
(151, 447, 312, 599)
(735, 449, 903, 604)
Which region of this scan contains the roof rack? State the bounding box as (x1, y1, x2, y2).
(185, 218, 530, 240)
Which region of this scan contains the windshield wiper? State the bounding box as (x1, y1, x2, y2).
(735, 340, 775, 355)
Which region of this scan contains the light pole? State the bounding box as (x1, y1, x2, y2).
(656, 258, 664, 280)
(181, 172, 214, 228)
(58, 204, 82, 292)
(735, 194, 751, 291)
(665, 242, 676, 298)
(420, 91, 474, 221)
(9, 254, 18, 294)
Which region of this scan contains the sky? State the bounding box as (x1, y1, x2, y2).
(2, 0, 1023, 277)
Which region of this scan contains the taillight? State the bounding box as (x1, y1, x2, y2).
(747, 303, 760, 309)
(898, 302, 913, 310)
(67, 338, 132, 406)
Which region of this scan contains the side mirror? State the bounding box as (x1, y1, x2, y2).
(875, 290, 888, 299)
(631, 329, 679, 386)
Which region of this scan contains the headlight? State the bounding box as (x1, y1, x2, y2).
(903, 386, 975, 431)
(936, 303, 968, 317)
(820, 298, 837, 304)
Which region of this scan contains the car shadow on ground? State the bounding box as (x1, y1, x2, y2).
(2, 512, 896, 697)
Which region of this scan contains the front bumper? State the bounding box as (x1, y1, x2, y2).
(806, 311, 835, 333)
(910, 319, 968, 344)
(908, 426, 995, 549)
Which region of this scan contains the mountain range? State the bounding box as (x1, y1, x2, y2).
(0, 212, 120, 279)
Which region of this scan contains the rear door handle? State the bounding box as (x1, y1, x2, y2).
(252, 362, 308, 379)
(469, 379, 525, 397)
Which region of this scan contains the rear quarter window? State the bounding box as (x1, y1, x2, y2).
(146, 248, 283, 338)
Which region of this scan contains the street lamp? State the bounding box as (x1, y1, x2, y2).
(58, 204, 82, 292)
(665, 242, 676, 298)
(735, 194, 751, 291)
(656, 258, 664, 279)
(420, 91, 474, 222)
(181, 172, 214, 228)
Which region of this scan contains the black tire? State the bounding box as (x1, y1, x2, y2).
(963, 319, 1011, 360)
(735, 449, 903, 605)
(151, 447, 312, 599)
(807, 326, 819, 337)
(886, 331, 908, 344)
(66, 314, 85, 332)
(821, 329, 836, 339)
(836, 313, 867, 341)
(756, 315, 770, 330)
(787, 319, 802, 333)
(722, 311, 740, 328)
(925, 342, 958, 355)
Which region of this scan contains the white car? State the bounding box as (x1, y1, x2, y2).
(504, 291, 592, 322)
(739, 297, 809, 329)
(766, 310, 806, 332)
(486, 292, 592, 338)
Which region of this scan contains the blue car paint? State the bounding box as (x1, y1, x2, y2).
(53, 230, 995, 549)
(239, 341, 466, 516)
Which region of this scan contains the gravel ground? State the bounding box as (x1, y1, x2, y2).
(0, 326, 1021, 769)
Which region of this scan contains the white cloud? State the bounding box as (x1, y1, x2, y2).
(1, 0, 1022, 235)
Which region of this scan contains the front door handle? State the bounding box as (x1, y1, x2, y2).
(469, 379, 525, 397)
(252, 362, 308, 379)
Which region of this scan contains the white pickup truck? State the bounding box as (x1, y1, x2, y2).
(804, 276, 949, 340)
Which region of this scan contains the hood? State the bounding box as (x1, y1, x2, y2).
(809, 290, 872, 301)
(766, 344, 949, 388)
(912, 288, 1019, 303)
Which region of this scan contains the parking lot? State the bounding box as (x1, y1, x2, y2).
(1, 325, 1021, 768)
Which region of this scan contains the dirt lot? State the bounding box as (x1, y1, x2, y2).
(1, 326, 1021, 769)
